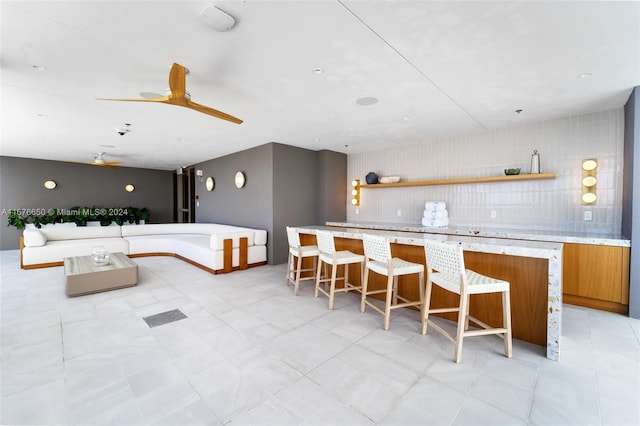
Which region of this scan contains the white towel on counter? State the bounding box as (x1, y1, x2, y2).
(423, 209, 448, 219)
(421, 217, 449, 227)
(424, 201, 446, 211)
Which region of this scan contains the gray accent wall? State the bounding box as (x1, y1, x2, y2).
(0, 156, 173, 249)
(623, 87, 639, 318)
(195, 142, 346, 265)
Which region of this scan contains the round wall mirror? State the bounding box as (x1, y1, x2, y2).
(206, 176, 215, 191)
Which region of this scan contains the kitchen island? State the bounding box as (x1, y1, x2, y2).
(328, 221, 631, 314)
(292, 225, 563, 360)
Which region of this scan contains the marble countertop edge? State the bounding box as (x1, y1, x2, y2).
(326, 221, 630, 247)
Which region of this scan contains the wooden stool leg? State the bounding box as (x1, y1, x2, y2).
(294, 255, 302, 296)
(328, 263, 338, 310)
(314, 258, 323, 298)
(503, 289, 513, 358)
(286, 252, 293, 286)
(361, 267, 370, 313)
(454, 292, 469, 363)
(383, 275, 394, 330)
(421, 278, 433, 335)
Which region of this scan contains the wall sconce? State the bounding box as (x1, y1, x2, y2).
(43, 180, 57, 190)
(125, 184, 135, 193)
(196, 169, 204, 182)
(351, 179, 360, 206)
(582, 159, 597, 204)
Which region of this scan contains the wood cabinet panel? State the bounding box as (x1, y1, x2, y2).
(563, 243, 629, 314)
(563, 243, 622, 302)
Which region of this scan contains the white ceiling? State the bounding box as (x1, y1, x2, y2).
(1, 1, 638, 171)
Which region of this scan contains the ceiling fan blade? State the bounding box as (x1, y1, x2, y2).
(97, 96, 170, 102)
(98, 164, 120, 170)
(186, 100, 243, 124)
(168, 63, 187, 98)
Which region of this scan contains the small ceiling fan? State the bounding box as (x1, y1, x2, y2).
(98, 63, 243, 124)
(68, 152, 123, 170)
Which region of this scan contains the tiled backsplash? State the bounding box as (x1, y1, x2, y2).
(348, 108, 624, 234)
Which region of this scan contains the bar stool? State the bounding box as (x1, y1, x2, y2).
(422, 239, 513, 363)
(285, 226, 320, 295)
(314, 230, 365, 310)
(360, 233, 425, 330)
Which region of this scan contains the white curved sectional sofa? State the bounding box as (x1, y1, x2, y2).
(20, 222, 268, 274)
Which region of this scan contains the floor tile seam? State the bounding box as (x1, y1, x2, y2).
(453, 393, 530, 424)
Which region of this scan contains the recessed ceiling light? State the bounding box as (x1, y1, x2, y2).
(37, 113, 48, 118)
(312, 68, 324, 75)
(578, 72, 593, 79)
(402, 116, 410, 121)
(31, 65, 47, 71)
(356, 97, 378, 106)
(515, 109, 523, 114)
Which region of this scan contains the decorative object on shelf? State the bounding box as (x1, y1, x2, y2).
(504, 168, 521, 175)
(365, 172, 378, 184)
(351, 179, 360, 206)
(43, 180, 57, 190)
(530, 149, 541, 174)
(379, 176, 400, 184)
(90, 245, 110, 266)
(205, 176, 215, 191)
(124, 184, 135, 192)
(196, 169, 204, 182)
(234, 171, 246, 188)
(582, 159, 597, 204)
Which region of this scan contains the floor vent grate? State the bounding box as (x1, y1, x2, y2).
(143, 309, 187, 328)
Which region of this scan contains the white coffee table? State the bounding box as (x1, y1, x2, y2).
(64, 252, 138, 296)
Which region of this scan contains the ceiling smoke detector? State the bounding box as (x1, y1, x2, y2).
(199, 6, 236, 32)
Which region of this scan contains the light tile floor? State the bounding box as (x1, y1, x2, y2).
(1, 250, 639, 425)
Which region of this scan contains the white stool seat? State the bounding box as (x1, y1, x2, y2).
(430, 269, 509, 295)
(315, 230, 364, 310)
(366, 257, 425, 277)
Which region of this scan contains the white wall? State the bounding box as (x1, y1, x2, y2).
(348, 108, 624, 234)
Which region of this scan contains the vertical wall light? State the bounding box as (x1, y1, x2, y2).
(582, 159, 597, 204)
(196, 169, 204, 182)
(351, 179, 360, 206)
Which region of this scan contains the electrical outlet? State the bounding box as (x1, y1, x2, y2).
(355, 208, 359, 214)
(490, 210, 497, 219)
(397, 209, 402, 217)
(584, 211, 592, 221)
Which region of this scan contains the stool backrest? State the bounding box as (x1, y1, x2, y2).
(286, 226, 300, 249)
(424, 239, 466, 276)
(363, 233, 391, 263)
(316, 230, 336, 255)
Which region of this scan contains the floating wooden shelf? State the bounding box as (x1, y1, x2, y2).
(360, 173, 556, 188)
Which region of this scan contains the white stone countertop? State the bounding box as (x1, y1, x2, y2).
(293, 225, 563, 361)
(326, 221, 630, 247)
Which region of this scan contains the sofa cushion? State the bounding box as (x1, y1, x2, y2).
(21, 238, 129, 266)
(26, 223, 122, 241)
(23, 229, 47, 247)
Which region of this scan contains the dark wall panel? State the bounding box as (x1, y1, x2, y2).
(194, 143, 275, 261)
(0, 156, 173, 249)
(623, 87, 639, 319)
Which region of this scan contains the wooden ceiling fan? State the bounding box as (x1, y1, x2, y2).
(98, 63, 243, 124)
(65, 152, 123, 170)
